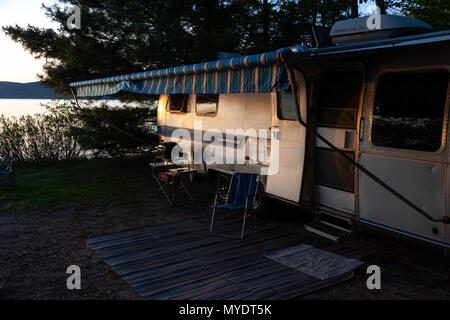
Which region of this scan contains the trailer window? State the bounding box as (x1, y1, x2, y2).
(168, 94, 189, 112)
(196, 94, 218, 116)
(371, 71, 449, 152)
(277, 89, 297, 120)
(318, 70, 363, 129)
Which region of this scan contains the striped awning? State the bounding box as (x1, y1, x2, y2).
(69, 48, 295, 97)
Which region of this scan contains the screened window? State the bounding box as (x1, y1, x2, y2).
(278, 88, 298, 120)
(196, 94, 219, 116)
(168, 94, 189, 112)
(371, 71, 449, 152)
(318, 70, 363, 128)
(315, 148, 355, 192)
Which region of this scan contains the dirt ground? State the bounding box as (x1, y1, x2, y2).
(0, 176, 449, 300)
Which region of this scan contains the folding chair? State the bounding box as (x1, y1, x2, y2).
(0, 150, 15, 187)
(210, 172, 259, 239)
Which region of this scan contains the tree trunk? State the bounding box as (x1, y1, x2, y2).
(351, 0, 359, 18)
(376, 0, 387, 14)
(312, 2, 318, 26)
(262, 0, 270, 44)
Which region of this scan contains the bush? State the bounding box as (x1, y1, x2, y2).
(70, 101, 158, 158)
(0, 99, 158, 162)
(0, 100, 85, 162)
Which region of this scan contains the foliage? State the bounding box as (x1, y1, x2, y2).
(2, 0, 357, 95)
(70, 102, 158, 158)
(1, 1, 447, 95)
(397, 0, 450, 31)
(0, 100, 158, 162)
(0, 100, 85, 162)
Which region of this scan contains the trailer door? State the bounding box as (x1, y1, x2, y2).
(358, 69, 449, 246)
(313, 67, 365, 215)
(265, 70, 307, 202)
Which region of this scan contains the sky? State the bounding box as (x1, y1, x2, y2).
(0, 0, 57, 83)
(0, 0, 378, 84)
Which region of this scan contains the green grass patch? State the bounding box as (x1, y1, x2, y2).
(0, 157, 154, 211)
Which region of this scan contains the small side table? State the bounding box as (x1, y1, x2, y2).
(150, 161, 196, 206)
(167, 168, 196, 205)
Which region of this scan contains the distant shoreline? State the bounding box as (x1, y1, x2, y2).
(0, 81, 62, 99)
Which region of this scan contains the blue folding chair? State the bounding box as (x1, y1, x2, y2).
(210, 172, 260, 239)
(0, 150, 15, 187)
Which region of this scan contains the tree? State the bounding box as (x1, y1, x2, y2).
(2, 0, 359, 95)
(70, 103, 159, 157)
(4, 0, 445, 98)
(3, 0, 252, 95)
(351, 1, 359, 17)
(376, 0, 387, 14)
(357, 0, 398, 15)
(359, 0, 449, 30)
(269, 0, 354, 49)
(398, 0, 450, 30)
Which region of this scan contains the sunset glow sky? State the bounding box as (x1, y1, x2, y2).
(0, 0, 59, 83)
(0, 0, 375, 84)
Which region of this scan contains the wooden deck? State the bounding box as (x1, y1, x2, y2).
(87, 214, 372, 300)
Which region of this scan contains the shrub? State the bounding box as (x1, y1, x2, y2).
(0, 100, 85, 162)
(0, 99, 158, 162)
(69, 101, 158, 158)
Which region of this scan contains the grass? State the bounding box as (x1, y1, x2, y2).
(0, 156, 154, 212)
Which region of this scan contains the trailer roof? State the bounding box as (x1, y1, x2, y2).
(308, 29, 450, 57)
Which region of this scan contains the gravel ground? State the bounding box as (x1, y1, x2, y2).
(0, 176, 449, 300)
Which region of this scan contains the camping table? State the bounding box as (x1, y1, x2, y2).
(167, 167, 196, 205)
(150, 161, 196, 206)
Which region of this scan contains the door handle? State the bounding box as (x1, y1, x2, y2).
(359, 117, 365, 141)
(271, 126, 280, 140)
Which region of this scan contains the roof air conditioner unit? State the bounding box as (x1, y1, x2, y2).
(330, 15, 433, 44)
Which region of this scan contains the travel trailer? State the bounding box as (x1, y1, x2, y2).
(70, 15, 450, 248)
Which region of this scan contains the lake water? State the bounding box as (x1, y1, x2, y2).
(0, 99, 152, 117)
(0, 99, 49, 117)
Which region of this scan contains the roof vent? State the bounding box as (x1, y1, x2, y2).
(330, 15, 433, 44)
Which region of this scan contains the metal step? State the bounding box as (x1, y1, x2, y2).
(316, 208, 354, 224)
(304, 211, 353, 242)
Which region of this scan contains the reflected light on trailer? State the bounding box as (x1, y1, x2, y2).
(157, 99, 165, 114)
(157, 96, 167, 123)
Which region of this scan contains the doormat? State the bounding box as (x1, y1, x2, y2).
(265, 244, 364, 280)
